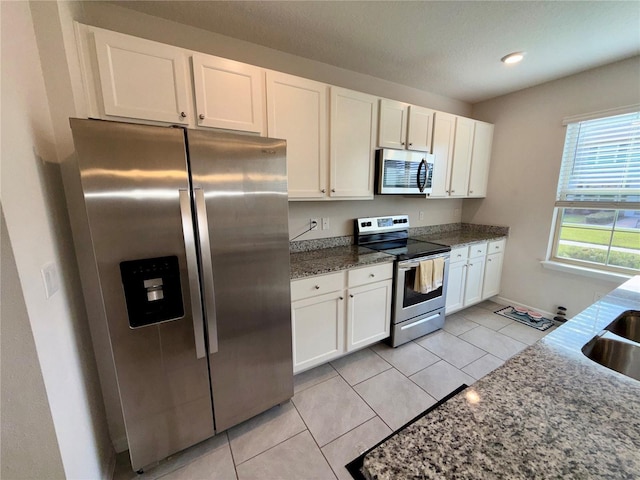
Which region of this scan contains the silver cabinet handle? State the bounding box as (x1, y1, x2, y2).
(470, 190, 474, 194)
(179, 189, 206, 359)
(199, 114, 205, 120)
(401, 141, 405, 145)
(370, 273, 375, 277)
(451, 189, 455, 193)
(488, 259, 492, 262)
(339, 296, 344, 300)
(409, 142, 413, 146)
(315, 285, 320, 290)
(321, 189, 326, 193)
(180, 111, 187, 118)
(194, 188, 218, 354)
(331, 188, 336, 193)
(349, 294, 354, 298)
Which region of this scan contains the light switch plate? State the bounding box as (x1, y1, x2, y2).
(41, 262, 60, 299)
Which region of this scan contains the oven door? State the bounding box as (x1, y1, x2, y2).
(394, 253, 449, 324)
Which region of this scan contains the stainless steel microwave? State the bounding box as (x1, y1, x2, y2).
(376, 149, 435, 195)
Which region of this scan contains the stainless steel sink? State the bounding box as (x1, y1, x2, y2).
(582, 336, 640, 381)
(605, 310, 640, 343)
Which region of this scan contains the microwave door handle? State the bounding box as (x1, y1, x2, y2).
(417, 158, 427, 192)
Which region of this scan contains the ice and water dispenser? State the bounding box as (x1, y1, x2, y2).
(119, 256, 185, 328)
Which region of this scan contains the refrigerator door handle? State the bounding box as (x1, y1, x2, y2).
(179, 189, 207, 359)
(194, 188, 219, 354)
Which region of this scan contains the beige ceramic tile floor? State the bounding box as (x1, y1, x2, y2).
(113, 300, 555, 480)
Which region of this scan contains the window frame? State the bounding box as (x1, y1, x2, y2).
(547, 105, 640, 277)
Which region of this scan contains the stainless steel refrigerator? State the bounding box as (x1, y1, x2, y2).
(67, 119, 293, 471)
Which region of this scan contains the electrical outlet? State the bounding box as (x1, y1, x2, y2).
(310, 218, 319, 231)
(322, 217, 330, 230)
(419, 211, 424, 221)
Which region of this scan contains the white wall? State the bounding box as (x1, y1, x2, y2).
(1, 209, 66, 480)
(289, 197, 463, 240)
(1, 2, 112, 478)
(465, 56, 640, 316)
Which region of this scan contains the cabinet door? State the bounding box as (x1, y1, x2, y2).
(449, 116, 474, 197)
(407, 106, 435, 152)
(431, 112, 456, 197)
(445, 261, 466, 314)
(378, 99, 408, 149)
(330, 88, 378, 199)
(291, 292, 345, 373)
(347, 280, 392, 351)
(468, 121, 494, 197)
(192, 53, 264, 133)
(266, 72, 328, 199)
(482, 252, 504, 299)
(463, 257, 486, 306)
(93, 29, 190, 124)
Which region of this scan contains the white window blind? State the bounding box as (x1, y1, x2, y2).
(556, 110, 640, 206)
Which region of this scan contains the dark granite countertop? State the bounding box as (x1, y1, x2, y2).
(290, 246, 394, 280)
(360, 276, 640, 479)
(412, 230, 507, 248)
(289, 224, 509, 279)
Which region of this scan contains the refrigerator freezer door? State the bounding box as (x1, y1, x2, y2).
(188, 130, 294, 432)
(69, 119, 215, 470)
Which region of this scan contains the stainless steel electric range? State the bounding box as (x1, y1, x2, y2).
(356, 215, 451, 347)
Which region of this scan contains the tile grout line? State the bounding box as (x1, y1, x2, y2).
(289, 397, 339, 480)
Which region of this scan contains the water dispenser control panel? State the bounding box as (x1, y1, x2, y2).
(119, 255, 184, 328)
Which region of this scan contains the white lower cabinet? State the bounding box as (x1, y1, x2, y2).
(291, 290, 345, 373)
(463, 256, 486, 306)
(482, 239, 506, 299)
(291, 263, 393, 373)
(347, 279, 392, 352)
(446, 239, 506, 315)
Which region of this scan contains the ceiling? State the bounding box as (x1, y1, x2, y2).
(109, 1, 640, 104)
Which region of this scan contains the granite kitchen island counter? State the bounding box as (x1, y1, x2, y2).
(360, 276, 640, 479)
(290, 245, 394, 280)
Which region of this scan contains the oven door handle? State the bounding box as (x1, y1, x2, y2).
(398, 255, 450, 270)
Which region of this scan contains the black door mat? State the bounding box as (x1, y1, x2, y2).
(495, 306, 555, 331)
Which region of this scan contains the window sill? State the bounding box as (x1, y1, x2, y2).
(541, 260, 632, 283)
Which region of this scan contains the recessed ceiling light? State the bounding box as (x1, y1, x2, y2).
(501, 52, 525, 64)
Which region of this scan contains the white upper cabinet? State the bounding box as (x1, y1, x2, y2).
(449, 116, 474, 197)
(431, 112, 456, 197)
(266, 71, 329, 200)
(431, 113, 494, 198)
(92, 29, 191, 124)
(378, 100, 434, 153)
(406, 105, 435, 152)
(330, 87, 378, 199)
(468, 121, 494, 197)
(378, 99, 408, 149)
(191, 53, 264, 134)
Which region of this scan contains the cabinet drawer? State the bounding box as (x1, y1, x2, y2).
(450, 246, 468, 263)
(468, 242, 488, 258)
(348, 262, 394, 288)
(488, 238, 506, 254)
(291, 271, 344, 301)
